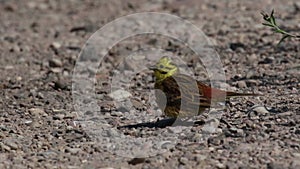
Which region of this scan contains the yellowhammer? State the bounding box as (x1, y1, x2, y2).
(149, 56, 260, 118)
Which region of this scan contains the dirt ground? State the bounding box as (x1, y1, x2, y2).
(0, 0, 299, 168)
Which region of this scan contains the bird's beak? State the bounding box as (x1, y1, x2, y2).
(148, 65, 157, 70)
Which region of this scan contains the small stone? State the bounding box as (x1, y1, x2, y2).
(277, 111, 293, 117)
(49, 58, 63, 67)
(131, 99, 144, 110)
(246, 71, 255, 79)
(191, 133, 203, 142)
(267, 162, 285, 169)
(0, 143, 11, 151)
(110, 111, 123, 117)
(291, 160, 300, 169)
(29, 108, 46, 117)
(10, 45, 20, 52)
(216, 162, 226, 169)
(54, 80, 68, 90)
(52, 109, 65, 114)
(38, 3, 48, 10)
(65, 147, 81, 155)
(247, 54, 258, 63)
(87, 67, 97, 75)
(167, 126, 184, 134)
(159, 141, 174, 149)
(30, 121, 42, 128)
(246, 79, 259, 86)
(202, 125, 217, 134)
(252, 106, 269, 115)
(179, 157, 189, 165)
(237, 81, 247, 88)
(62, 70, 69, 76)
(50, 67, 62, 73)
(194, 154, 207, 161)
(124, 58, 138, 71)
(53, 114, 64, 120)
(4, 141, 18, 150)
(293, 153, 300, 158)
(131, 55, 145, 60)
(259, 57, 274, 64)
(108, 89, 132, 101)
(236, 128, 244, 135)
(295, 1, 300, 8)
(229, 127, 238, 132)
(65, 111, 77, 118)
(107, 128, 122, 137)
(66, 125, 74, 130)
(24, 120, 33, 125)
(4, 65, 14, 70)
(202, 118, 219, 134)
(37, 92, 44, 99)
(50, 42, 61, 49)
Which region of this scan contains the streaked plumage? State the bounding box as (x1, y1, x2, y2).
(150, 56, 259, 118)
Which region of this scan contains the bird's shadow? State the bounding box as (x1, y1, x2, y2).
(117, 118, 205, 129)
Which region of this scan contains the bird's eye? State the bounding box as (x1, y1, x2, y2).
(159, 65, 164, 69)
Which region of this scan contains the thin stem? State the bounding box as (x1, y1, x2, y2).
(261, 9, 300, 44)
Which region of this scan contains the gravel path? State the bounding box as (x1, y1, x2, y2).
(0, 0, 299, 168)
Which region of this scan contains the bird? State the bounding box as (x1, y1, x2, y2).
(149, 56, 260, 118)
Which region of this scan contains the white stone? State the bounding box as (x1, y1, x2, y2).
(108, 89, 132, 101)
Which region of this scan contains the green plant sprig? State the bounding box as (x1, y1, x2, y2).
(261, 9, 300, 45)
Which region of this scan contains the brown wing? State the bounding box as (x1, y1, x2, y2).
(154, 73, 260, 118)
(154, 74, 211, 117)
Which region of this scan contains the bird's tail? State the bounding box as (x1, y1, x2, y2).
(225, 91, 261, 98)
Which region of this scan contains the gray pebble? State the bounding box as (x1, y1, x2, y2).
(179, 157, 189, 165)
(108, 89, 132, 101)
(237, 81, 247, 88)
(51, 42, 61, 49)
(49, 58, 63, 67)
(4, 140, 18, 150)
(65, 147, 81, 155)
(253, 106, 269, 115)
(29, 108, 46, 117)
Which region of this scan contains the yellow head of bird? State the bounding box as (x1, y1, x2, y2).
(149, 56, 178, 82)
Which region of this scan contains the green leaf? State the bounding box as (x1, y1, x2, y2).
(277, 35, 290, 45)
(270, 16, 276, 26)
(261, 9, 300, 45)
(262, 23, 274, 27)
